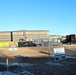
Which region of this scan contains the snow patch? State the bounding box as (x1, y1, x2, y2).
(11, 62, 35, 67)
(0, 71, 35, 75)
(66, 56, 76, 59)
(0, 62, 36, 67)
(46, 62, 64, 66)
(20, 71, 34, 75)
(0, 71, 18, 75)
(0, 62, 35, 75)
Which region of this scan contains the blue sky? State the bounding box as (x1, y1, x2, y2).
(0, 0, 76, 36)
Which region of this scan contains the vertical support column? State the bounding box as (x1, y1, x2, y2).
(11, 32, 13, 41)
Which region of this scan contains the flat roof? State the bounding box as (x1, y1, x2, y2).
(0, 30, 49, 33)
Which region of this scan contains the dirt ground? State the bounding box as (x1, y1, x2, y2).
(0, 44, 76, 57)
(0, 44, 76, 75)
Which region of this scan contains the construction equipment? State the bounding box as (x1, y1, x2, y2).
(62, 34, 76, 44)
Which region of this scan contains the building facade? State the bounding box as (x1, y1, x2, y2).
(0, 30, 49, 42)
(50, 35, 62, 39)
(0, 32, 11, 42)
(49, 35, 62, 42)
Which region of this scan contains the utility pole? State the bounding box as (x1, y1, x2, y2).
(48, 36, 50, 62)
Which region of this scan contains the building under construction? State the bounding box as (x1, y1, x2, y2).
(0, 30, 49, 42)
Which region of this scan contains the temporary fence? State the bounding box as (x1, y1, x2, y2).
(0, 42, 18, 48)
